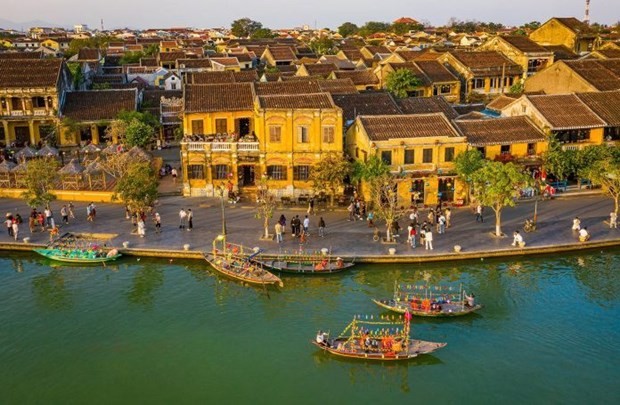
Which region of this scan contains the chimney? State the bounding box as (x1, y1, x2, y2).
(584, 0, 591, 25)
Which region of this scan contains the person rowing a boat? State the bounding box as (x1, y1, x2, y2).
(464, 291, 476, 307)
(316, 330, 330, 347)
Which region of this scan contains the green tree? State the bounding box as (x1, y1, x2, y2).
(338, 22, 359, 37)
(358, 21, 391, 37)
(471, 161, 532, 236)
(125, 119, 156, 148)
(543, 137, 576, 181)
(584, 154, 620, 214)
(255, 176, 278, 239)
(391, 22, 424, 35)
(251, 28, 276, 39)
(231, 18, 263, 38)
(309, 36, 336, 55)
(309, 153, 351, 207)
(351, 154, 391, 185)
(143, 43, 159, 56)
(574, 144, 614, 185)
(67, 62, 84, 88)
(119, 51, 144, 65)
(113, 161, 159, 213)
(21, 157, 60, 208)
(454, 149, 485, 203)
(368, 173, 404, 242)
(385, 68, 423, 99)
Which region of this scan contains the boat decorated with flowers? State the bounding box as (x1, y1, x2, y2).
(312, 311, 446, 361)
(256, 248, 354, 274)
(33, 232, 121, 263)
(206, 235, 283, 287)
(372, 282, 482, 317)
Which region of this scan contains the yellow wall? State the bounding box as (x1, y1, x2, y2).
(524, 61, 596, 94)
(529, 19, 576, 50)
(481, 37, 553, 78)
(0, 188, 115, 203)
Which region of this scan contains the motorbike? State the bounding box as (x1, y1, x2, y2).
(524, 219, 536, 233)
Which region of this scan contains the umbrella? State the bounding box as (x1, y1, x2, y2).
(14, 146, 37, 159)
(59, 159, 85, 175)
(37, 145, 59, 156)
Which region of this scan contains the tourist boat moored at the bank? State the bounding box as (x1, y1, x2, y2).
(34, 248, 121, 263)
(312, 311, 446, 361)
(372, 282, 482, 317)
(256, 250, 354, 274)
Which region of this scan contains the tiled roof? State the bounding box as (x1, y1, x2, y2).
(563, 59, 620, 91)
(275, 64, 298, 74)
(254, 80, 321, 95)
(543, 45, 578, 60)
(178, 58, 212, 69)
(454, 116, 545, 146)
(265, 46, 297, 61)
(386, 62, 431, 86)
(317, 79, 359, 95)
(527, 93, 605, 129)
(184, 83, 255, 112)
(159, 51, 186, 62)
(62, 89, 137, 121)
(93, 74, 124, 84)
(77, 48, 100, 61)
(448, 51, 523, 76)
(339, 48, 364, 61)
(554, 17, 595, 35)
(358, 114, 460, 141)
(229, 53, 253, 62)
(0, 59, 63, 88)
(396, 96, 458, 120)
(595, 49, 620, 59)
(300, 63, 338, 78)
(332, 70, 379, 85)
(363, 46, 391, 56)
(210, 57, 240, 66)
(332, 92, 401, 122)
(394, 50, 420, 61)
(140, 57, 158, 67)
(142, 89, 182, 116)
(415, 60, 458, 83)
(576, 90, 620, 126)
(486, 94, 519, 112)
(0, 51, 42, 59)
(190, 71, 235, 84)
(500, 36, 550, 53)
(318, 55, 357, 70)
(233, 70, 259, 82)
(258, 93, 335, 109)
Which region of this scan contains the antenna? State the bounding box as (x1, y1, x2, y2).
(584, 0, 591, 24)
(101, 18, 104, 31)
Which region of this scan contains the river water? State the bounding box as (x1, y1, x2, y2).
(1, 251, 619, 404)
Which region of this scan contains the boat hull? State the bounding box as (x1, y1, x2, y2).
(257, 260, 354, 274)
(312, 338, 446, 361)
(372, 298, 482, 317)
(205, 254, 283, 287)
(33, 249, 121, 264)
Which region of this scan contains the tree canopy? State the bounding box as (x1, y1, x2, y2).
(309, 36, 336, 55)
(21, 157, 60, 208)
(584, 152, 620, 214)
(338, 22, 359, 37)
(113, 161, 159, 214)
(310, 153, 351, 206)
(385, 68, 423, 99)
(251, 28, 277, 39)
(231, 18, 264, 38)
(454, 149, 485, 203)
(358, 21, 391, 37)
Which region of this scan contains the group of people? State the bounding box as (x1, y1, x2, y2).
(178, 208, 193, 231)
(402, 205, 451, 250)
(274, 214, 327, 244)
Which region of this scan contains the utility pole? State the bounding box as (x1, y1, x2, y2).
(584, 0, 591, 25)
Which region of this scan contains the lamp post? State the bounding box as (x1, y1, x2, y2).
(216, 185, 227, 236)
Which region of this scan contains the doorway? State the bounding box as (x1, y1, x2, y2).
(235, 118, 251, 136)
(239, 165, 255, 186)
(14, 126, 30, 147)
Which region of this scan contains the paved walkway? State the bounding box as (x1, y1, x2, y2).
(0, 192, 618, 261)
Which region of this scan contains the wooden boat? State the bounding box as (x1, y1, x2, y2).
(255, 248, 354, 274)
(312, 311, 446, 361)
(33, 248, 121, 263)
(373, 281, 482, 317)
(206, 235, 283, 287)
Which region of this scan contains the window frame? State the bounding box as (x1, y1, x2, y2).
(322, 126, 335, 144)
(214, 164, 230, 180)
(188, 164, 205, 179)
(444, 147, 455, 162)
(269, 126, 282, 143)
(404, 149, 415, 165)
(267, 165, 288, 180)
(422, 148, 433, 163)
(293, 165, 311, 181)
(297, 126, 310, 143)
(215, 118, 227, 134)
(381, 150, 392, 165)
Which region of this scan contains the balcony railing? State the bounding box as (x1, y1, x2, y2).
(187, 142, 206, 151)
(10, 110, 24, 116)
(33, 109, 50, 116)
(184, 141, 260, 153)
(211, 143, 232, 152)
(237, 142, 259, 152)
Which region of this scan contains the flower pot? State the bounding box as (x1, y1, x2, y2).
(388, 248, 396, 255)
(23, 237, 30, 244)
(183, 244, 191, 251)
(321, 248, 329, 255)
(454, 245, 462, 253)
(122, 241, 130, 248)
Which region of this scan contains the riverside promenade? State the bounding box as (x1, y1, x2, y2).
(0, 189, 618, 263)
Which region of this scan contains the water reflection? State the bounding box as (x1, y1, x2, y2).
(573, 253, 620, 306)
(31, 269, 73, 311)
(126, 266, 164, 308)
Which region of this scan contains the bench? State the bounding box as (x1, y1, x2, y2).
(548, 180, 568, 192)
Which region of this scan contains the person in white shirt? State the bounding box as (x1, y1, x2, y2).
(512, 230, 524, 247)
(572, 217, 581, 231)
(303, 215, 310, 234)
(424, 229, 433, 250)
(610, 212, 618, 229)
(179, 208, 187, 230)
(579, 227, 590, 242)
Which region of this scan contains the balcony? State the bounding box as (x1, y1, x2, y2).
(237, 142, 259, 152)
(211, 143, 232, 152)
(33, 109, 51, 116)
(183, 140, 260, 154)
(10, 110, 25, 116)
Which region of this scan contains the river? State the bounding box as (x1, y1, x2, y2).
(1, 251, 619, 404)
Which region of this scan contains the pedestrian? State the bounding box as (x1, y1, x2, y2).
(60, 205, 69, 225)
(44, 206, 54, 228)
(308, 197, 315, 215)
(171, 167, 178, 184)
(179, 208, 187, 230)
(154, 212, 161, 233)
(409, 225, 417, 248)
(275, 221, 283, 243)
(427, 209, 434, 225)
(347, 202, 355, 221)
(512, 230, 524, 247)
(367, 211, 374, 227)
(294, 215, 301, 237)
(88, 202, 96, 222)
(29, 212, 36, 234)
(137, 218, 146, 238)
(424, 228, 433, 250)
(475, 204, 483, 223)
(318, 217, 326, 237)
(610, 212, 617, 229)
(187, 209, 193, 231)
(86, 203, 93, 222)
(37, 212, 45, 230)
(11, 218, 19, 241)
(303, 215, 310, 235)
(438, 213, 446, 234)
(407, 222, 414, 245)
(278, 214, 286, 236)
(445, 208, 452, 228)
(68, 202, 75, 219)
(572, 216, 581, 231)
(290, 216, 296, 237)
(125, 205, 131, 220)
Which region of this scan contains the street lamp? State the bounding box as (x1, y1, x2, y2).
(216, 185, 227, 236)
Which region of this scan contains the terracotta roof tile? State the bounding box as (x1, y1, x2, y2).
(359, 113, 460, 141)
(454, 116, 545, 146)
(159, 51, 186, 62)
(415, 60, 458, 83)
(554, 17, 595, 35)
(564, 59, 620, 91)
(258, 93, 335, 109)
(184, 83, 255, 112)
(0, 59, 63, 88)
(448, 51, 523, 76)
(189, 71, 235, 84)
(576, 90, 620, 126)
(77, 48, 101, 61)
(527, 93, 605, 129)
(0, 51, 43, 60)
(486, 94, 519, 112)
(254, 80, 321, 95)
(339, 48, 364, 61)
(209, 57, 240, 66)
(233, 70, 259, 82)
(332, 92, 401, 122)
(62, 89, 137, 121)
(317, 79, 359, 95)
(332, 70, 379, 85)
(265, 46, 297, 61)
(177, 58, 212, 69)
(396, 96, 458, 119)
(300, 63, 338, 78)
(500, 36, 550, 53)
(595, 49, 620, 59)
(542, 45, 578, 60)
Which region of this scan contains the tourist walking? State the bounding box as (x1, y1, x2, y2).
(445, 208, 452, 228)
(424, 228, 433, 250)
(367, 211, 374, 227)
(427, 209, 435, 225)
(278, 214, 287, 236)
(137, 218, 146, 238)
(29, 210, 37, 234)
(347, 202, 355, 221)
(610, 212, 617, 229)
(308, 197, 315, 215)
(303, 215, 310, 235)
(275, 221, 283, 243)
(154, 212, 161, 233)
(171, 167, 178, 183)
(11, 218, 18, 241)
(409, 225, 417, 248)
(572, 216, 581, 231)
(318, 217, 326, 237)
(475, 204, 483, 223)
(179, 208, 187, 230)
(68, 202, 75, 219)
(60, 205, 69, 225)
(438, 213, 446, 234)
(187, 209, 193, 231)
(44, 207, 54, 229)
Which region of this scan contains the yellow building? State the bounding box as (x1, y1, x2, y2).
(346, 113, 468, 206)
(524, 59, 620, 94)
(0, 58, 71, 146)
(180, 82, 344, 197)
(479, 35, 554, 78)
(40, 38, 60, 51)
(529, 17, 600, 54)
